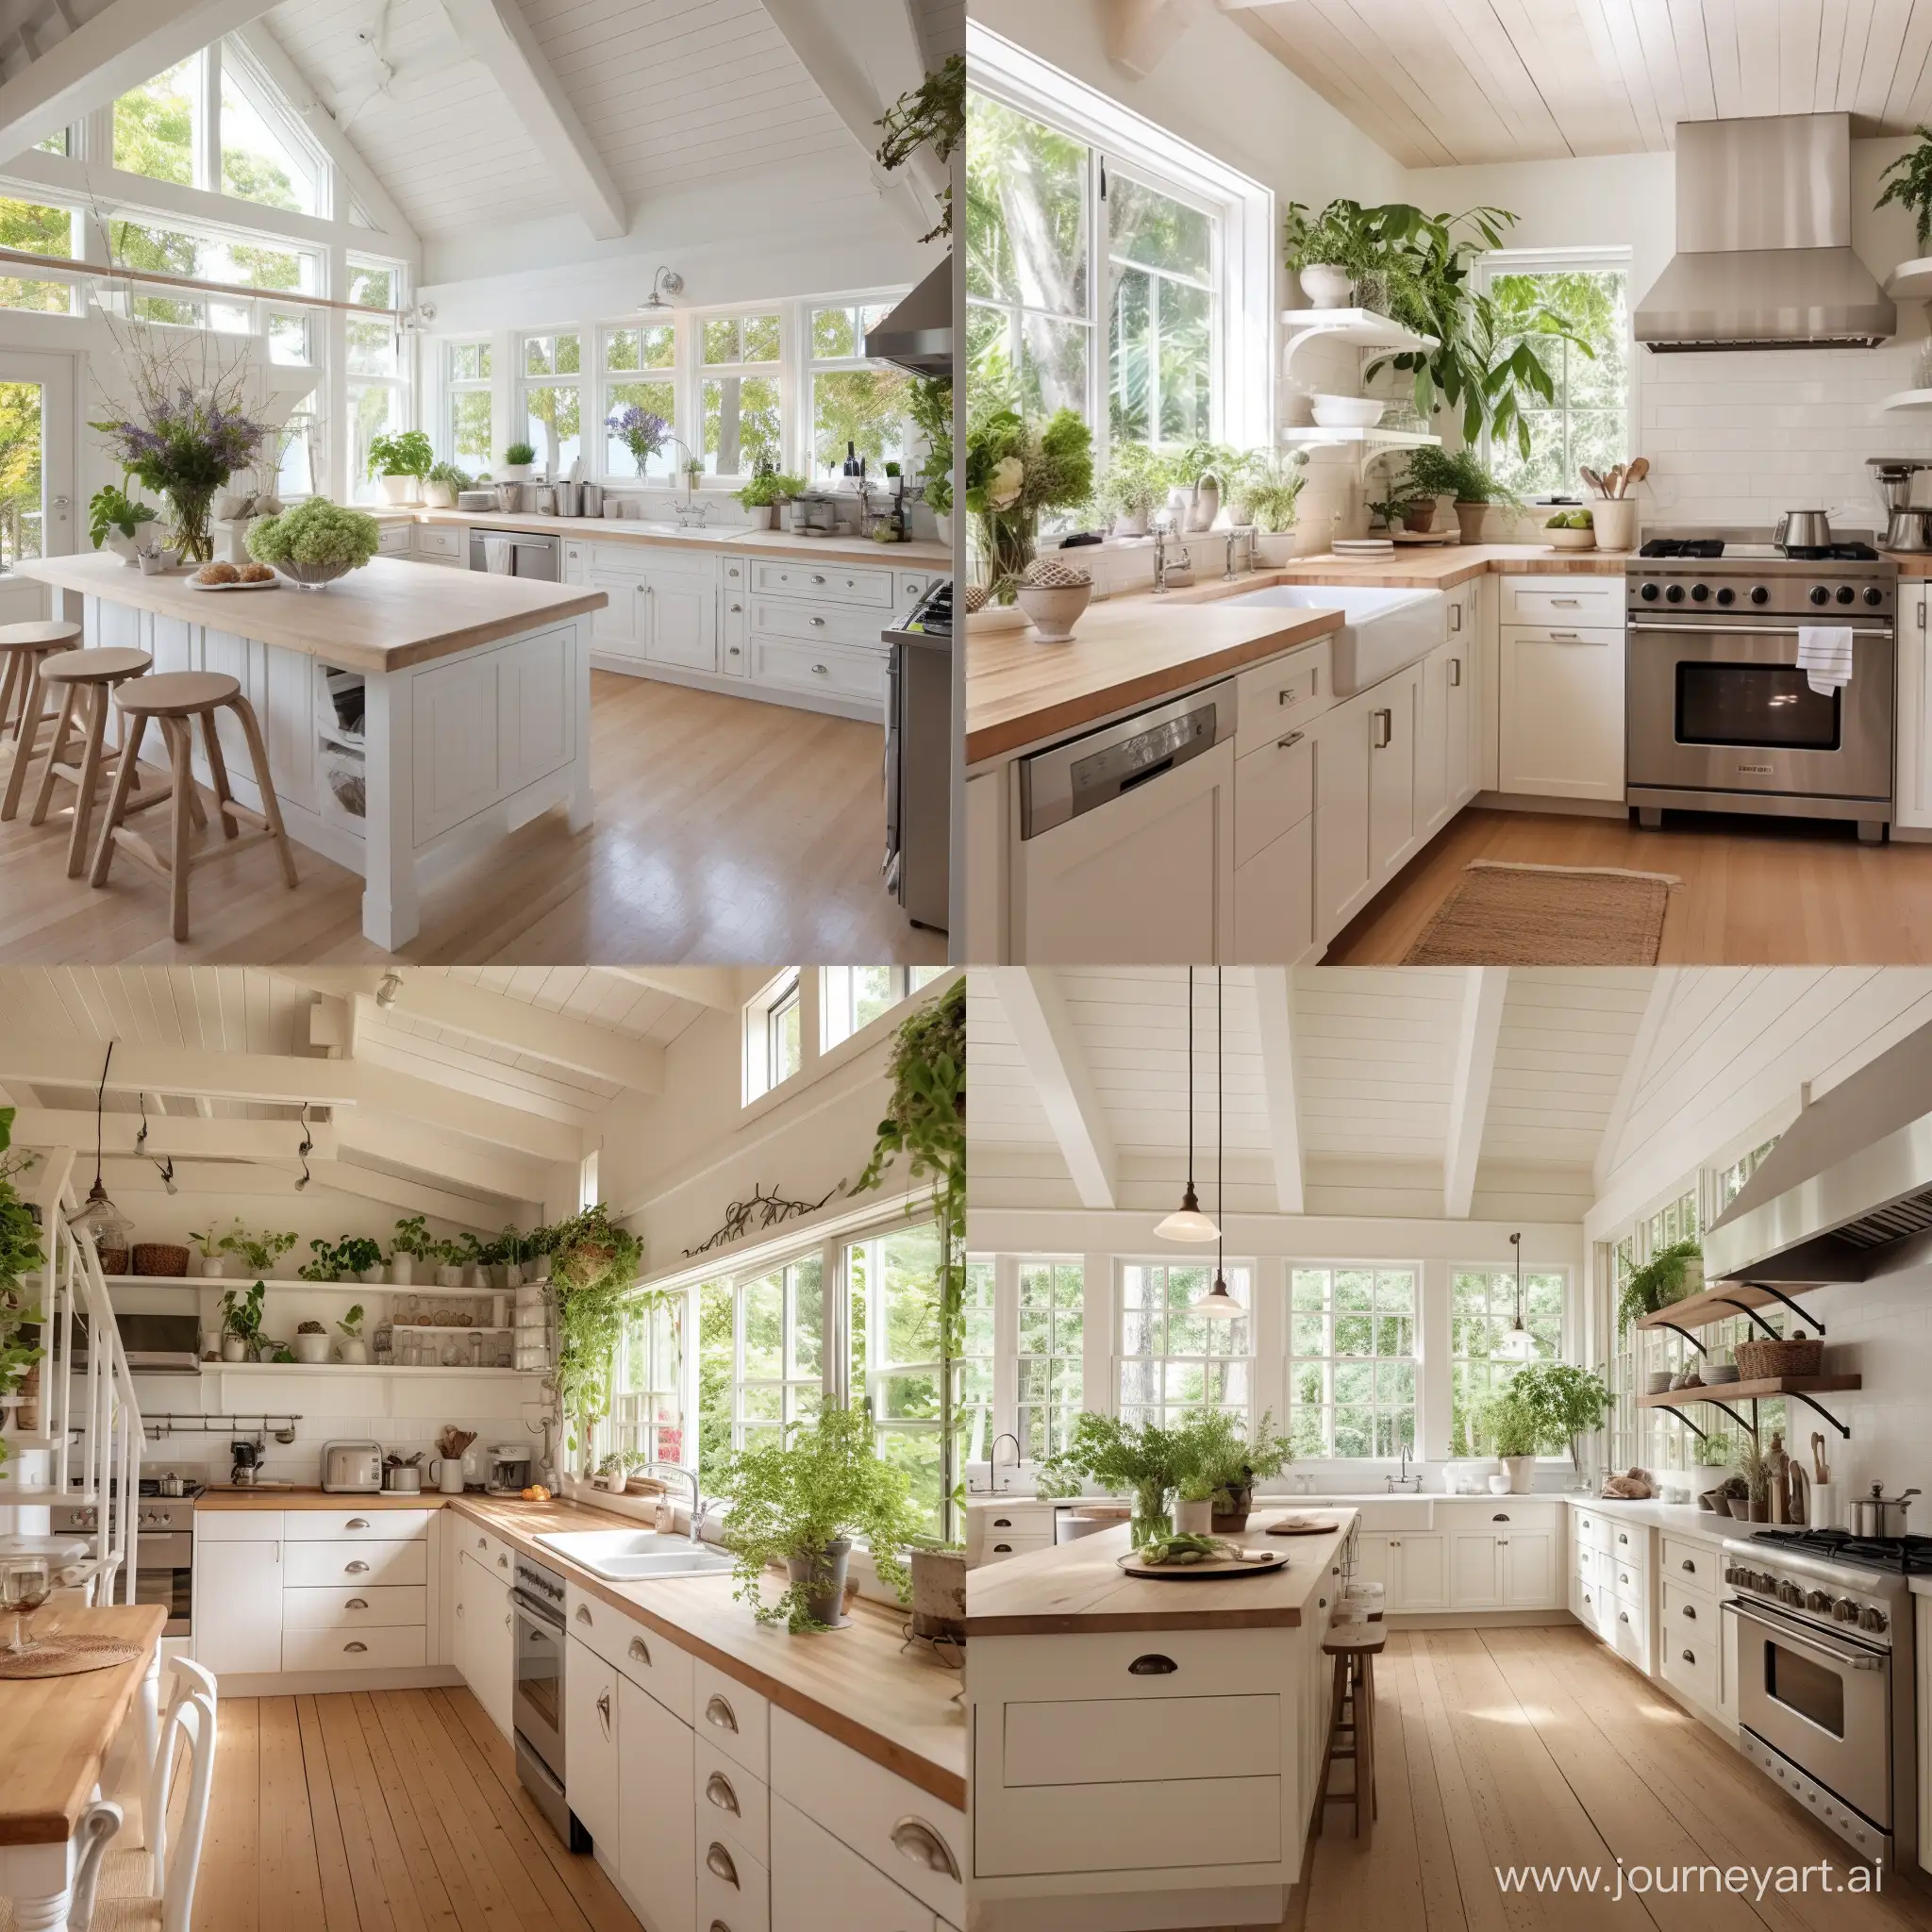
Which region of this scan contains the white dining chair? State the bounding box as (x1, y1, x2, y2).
(68, 1657, 217, 1932)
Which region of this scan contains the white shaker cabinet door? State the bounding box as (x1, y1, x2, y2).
(1312, 691, 1372, 942)
(618, 1677, 696, 1932)
(564, 1634, 621, 1852)
(1390, 1532, 1446, 1611)
(641, 564, 719, 674)
(1367, 662, 1421, 883)
(1897, 585, 1932, 829)
(769, 1796, 935, 1932)
(589, 570, 644, 658)
(195, 1538, 283, 1675)
(1416, 642, 1452, 840)
(1499, 627, 1625, 801)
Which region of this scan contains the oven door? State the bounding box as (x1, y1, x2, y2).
(1730, 1598, 1893, 1826)
(1628, 623, 1893, 804)
(135, 1531, 192, 1639)
(511, 1594, 566, 1776)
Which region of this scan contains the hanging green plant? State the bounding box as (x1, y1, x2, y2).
(874, 53, 965, 244)
(545, 1203, 646, 1465)
(1615, 1240, 1702, 1332)
(1878, 128, 1932, 251)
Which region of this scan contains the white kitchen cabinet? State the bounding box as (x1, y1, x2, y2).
(1312, 690, 1373, 941)
(619, 1675, 697, 1932)
(589, 568, 641, 658)
(376, 522, 410, 556)
(1499, 625, 1625, 802)
(1450, 1531, 1503, 1607)
(1502, 1531, 1556, 1607)
(460, 1550, 513, 1740)
(1368, 662, 1422, 883)
(1233, 817, 1314, 963)
(1417, 641, 1451, 839)
(641, 557, 721, 675)
(1898, 582, 1932, 830)
(195, 1537, 283, 1675)
(1356, 1531, 1445, 1611)
(770, 1796, 935, 1932)
(566, 1633, 622, 1852)
(1445, 632, 1475, 810)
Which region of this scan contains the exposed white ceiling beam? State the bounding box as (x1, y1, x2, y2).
(0, 0, 274, 165)
(6, 1109, 337, 1164)
(308, 1158, 524, 1228)
(332, 1111, 555, 1208)
(1252, 970, 1305, 1214)
(439, 0, 625, 241)
(1594, 969, 1679, 1191)
(991, 968, 1117, 1210)
(1443, 968, 1508, 1220)
(604, 966, 744, 1014)
(350, 1023, 600, 1131)
(1102, 0, 1210, 78)
(229, 19, 417, 245)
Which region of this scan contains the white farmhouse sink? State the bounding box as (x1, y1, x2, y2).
(1223, 584, 1446, 696)
(536, 1528, 736, 1580)
(606, 520, 741, 541)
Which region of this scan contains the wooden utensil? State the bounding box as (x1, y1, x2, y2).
(1579, 465, 1606, 496)
(1605, 463, 1626, 499)
(1622, 457, 1649, 495)
(1811, 1432, 1828, 1483)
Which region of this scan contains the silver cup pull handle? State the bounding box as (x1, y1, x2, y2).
(891, 1817, 960, 1879)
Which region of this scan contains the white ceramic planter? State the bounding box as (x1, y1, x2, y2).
(1253, 530, 1296, 568)
(500, 463, 531, 483)
(221, 1335, 246, 1362)
(1299, 263, 1355, 308)
(437, 1265, 464, 1289)
(293, 1332, 330, 1364)
(1017, 580, 1093, 642)
(529, 1255, 552, 1282)
(390, 1254, 414, 1286)
(378, 475, 417, 505)
(339, 1338, 368, 1365)
(359, 1265, 386, 1285)
(424, 482, 457, 508)
(1174, 1498, 1214, 1536)
(1112, 508, 1150, 538)
(1503, 1455, 1536, 1494)
(198, 1256, 226, 1278)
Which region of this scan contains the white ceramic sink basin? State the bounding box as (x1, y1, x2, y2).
(608, 520, 740, 541)
(536, 1528, 735, 1580)
(1223, 584, 1446, 696)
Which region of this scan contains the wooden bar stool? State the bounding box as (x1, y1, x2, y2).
(1315, 1624, 1385, 1841)
(90, 671, 299, 941)
(0, 618, 83, 820)
(28, 647, 153, 876)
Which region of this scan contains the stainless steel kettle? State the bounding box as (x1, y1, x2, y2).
(1885, 507, 1932, 553)
(1775, 509, 1834, 551)
(1849, 1481, 1922, 1537)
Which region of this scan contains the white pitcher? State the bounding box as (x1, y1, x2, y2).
(429, 1456, 465, 1495)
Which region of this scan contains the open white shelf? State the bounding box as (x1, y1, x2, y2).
(1886, 258, 1932, 301)
(58, 1273, 534, 1299)
(1281, 425, 1441, 450)
(206, 1362, 541, 1378)
(1881, 389, 1932, 413)
(1281, 307, 1438, 352)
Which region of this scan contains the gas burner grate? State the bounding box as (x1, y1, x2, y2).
(1747, 1527, 1932, 1574)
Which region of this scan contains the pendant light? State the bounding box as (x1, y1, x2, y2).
(1155, 966, 1220, 1243)
(1498, 1230, 1538, 1361)
(69, 1041, 133, 1255)
(1195, 966, 1243, 1318)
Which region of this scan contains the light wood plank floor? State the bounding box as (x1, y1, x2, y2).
(95, 1683, 641, 1932)
(1281, 1625, 1932, 1932)
(0, 673, 941, 965)
(1325, 808, 1932, 964)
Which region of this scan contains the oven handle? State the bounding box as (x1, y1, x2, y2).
(1725, 1596, 1889, 1670)
(1630, 622, 1894, 641)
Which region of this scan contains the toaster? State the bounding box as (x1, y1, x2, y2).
(322, 1440, 383, 1493)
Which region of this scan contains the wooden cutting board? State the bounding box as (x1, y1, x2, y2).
(1116, 1549, 1290, 1580)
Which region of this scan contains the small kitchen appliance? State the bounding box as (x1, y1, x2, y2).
(488, 1445, 534, 1495)
(321, 1439, 383, 1493)
(1850, 1483, 1922, 1538)
(228, 1439, 260, 1487)
(1724, 1526, 1926, 1874)
(789, 491, 841, 538)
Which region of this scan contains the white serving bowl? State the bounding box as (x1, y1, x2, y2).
(1542, 525, 1598, 551)
(1309, 394, 1386, 429)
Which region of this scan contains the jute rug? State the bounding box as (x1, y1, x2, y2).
(1402, 860, 1677, 965)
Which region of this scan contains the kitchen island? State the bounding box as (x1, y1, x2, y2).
(965, 1509, 1354, 1930)
(18, 553, 607, 949)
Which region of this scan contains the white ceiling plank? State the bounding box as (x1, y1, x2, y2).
(1780, 0, 1824, 115)
(439, 0, 626, 239)
(1251, 969, 1306, 1215)
(308, 1158, 526, 1226)
(1593, 968, 1681, 1189)
(991, 969, 1118, 1209)
(1580, 0, 1667, 152)
(1664, 0, 1719, 119)
(1443, 968, 1508, 1220)
(1812, 0, 1850, 111)
(603, 965, 742, 1013)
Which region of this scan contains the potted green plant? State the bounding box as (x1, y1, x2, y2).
(335, 1236, 384, 1286)
(594, 1451, 625, 1492)
(1229, 451, 1310, 565)
(228, 1227, 296, 1279)
(1616, 1241, 1703, 1331)
(188, 1219, 241, 1279)
(293, 1318, 330, 1365)
(424, 460, 471, 509)
(1094, 442, 1168, 538)
(547, 1204, 644, 1473)
(874, 54, 964, 243)
(0, 1111, 45, 1454)
(389, 1215, 433, 1286)
(433, 1239, 466, 1290)
(1038, 1413, 1191, 1543)
(1282, 198, 1379, 308)
(717, 1406, 924, 1632)
(1164, 441, 1243, 533)
(1173, 1407, 1293, 1531)
(1500, 1361, 1611, 1490)
(964, 365, 1094, 601)
(501, 440, 538, 483)
(1401, 445, 1523, 545)
(219, 1280, 266, 1362)
(297, 1238, 341, 1283)
(908, 375, 952, 541)
(337, 1303, 367, 1365)
(1174, 1473, 1216, 1537)
(366, 429, 434, 504)
(1482, 1385, 1541, 1493)
(88, 483, 158, 563)
(246, 498, 382, 591)
(734, 462, 806, 531)
(1878, 128, 1932, 251)
(1738, 1435, 1774, 1522)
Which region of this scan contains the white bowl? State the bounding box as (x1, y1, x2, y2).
(1310, 394, 1386, 429)
(1543, 525, 1598, 551)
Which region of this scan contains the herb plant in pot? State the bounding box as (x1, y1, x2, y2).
(1401, 446, 1521, 546)
(1095, 442, 1167, 538)
(367, 429, 433, 505)
(337, 1303, 367, 1365)
(1174, 1407, 1293, 1532)
(293, 1319, 330, 1365)
(1038, 1413, 1190, 1544)
(389, 1215, 432, 1286)
(189, 1220, 239, 1279)
(89, 484, 158, 564)
(1283, 198, 1377, 308)
(336, 1237, 384, 1286)
(1174, 1474, 1215, 1538)
(229, 1227, 296, 1279)
(735, 462, 805, 531)
(219, 1280, 265, 1363)
(1229, 452, 1309, 567)
(1615, 1240, 1702, 1331)
(500, 440, 537, 483)
(717, 1406, 924, 1633)
(424, 461, 470, 509)
(1501, 1361, 1610, 1491)
(435, 1240, 465, 1290)
(1482, 1386, 1540, 1493)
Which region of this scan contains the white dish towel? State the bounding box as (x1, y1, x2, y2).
(1797, 625, 1854, 696)
(480, 534, 515, 575)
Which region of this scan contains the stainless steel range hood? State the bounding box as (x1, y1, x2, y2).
(1703, 1016, 1932, 1284)
(864, 257, 952, 377)
(1634, 113, 1896, 351)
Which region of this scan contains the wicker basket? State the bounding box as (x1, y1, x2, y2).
(97, 1247, 129, 1276)
(1734, 1335, 1824, 1382)
(132, 1242, 191, 1278)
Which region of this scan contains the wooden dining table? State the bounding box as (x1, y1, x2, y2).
(0, 1603, 165, 1931)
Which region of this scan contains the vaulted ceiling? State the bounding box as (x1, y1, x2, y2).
(1226, 0, 1932, 168)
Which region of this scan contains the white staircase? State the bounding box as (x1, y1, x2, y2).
(1, 1143, 143, 1603)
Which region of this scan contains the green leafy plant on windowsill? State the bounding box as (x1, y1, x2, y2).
(1229, 452, 1310, 535)
(1615, 1240, 1702, 1332)
(1401, 444, 1522, 508)
(226, 1228, 296, 1276)
(1481, 1386, 1540, 1458)
(715, 1405, 924, 1633)
(502, 441, 538, 468)
(1498, 1361, 1610, 1479)
(737, 468, 806, 509)
(366, 430, 433, 480)
(88, 483, 157, 550)
(426, 461, 471, 491)
(1094, 441, 1169, 527)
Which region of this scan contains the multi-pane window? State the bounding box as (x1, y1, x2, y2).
(219, 48, 323, 216)
(848, 1224, 944, 1530)
(820, 966, 948, 1051)
(346, 257, 408, 503)
(108, 220, 316, 327)
(607, 1294, 685, 1470)
(735, 1257, 824, 1453)
(0, 200, 75, 315)
(1108, 170, 1215, 447)
(1451, 1267, 1565, 1454)
(115, 60, 195, 187)
(1017, 1258, 1083, 1460)
(602, 324, 677, 478)
(520, 331, 582, 476)
(960, 1258, 995, 1471)
(699, 311, 781, 479)
(742, 969, 806, 1102)
(446, 341, 492, 479)
(1117, 1259, 1250, 1427)
(1287, 1267, 1417, 1459)
(1483, 263, 1629, 499)
(808, 302, 909, 481)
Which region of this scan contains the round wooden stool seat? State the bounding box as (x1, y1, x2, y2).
(0, 619, 86, 821)
(0, 619, 82, 649)
(113, 671, 241, 719)
(1323, 1624, 1388, 1655)
(92, 667, 297, 940)
(28, 648, 154, 875)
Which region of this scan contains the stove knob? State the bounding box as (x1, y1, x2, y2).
(1640, 581, 1660, 602)
(1806, 1589, 1834, 1611)
(1751, 585, 1771, 605)
(1666, 583, 1686, 604)
(1716, 586, 1736, 606)
(1861, 1604, 1889, 1633)
(1836, 585, 1857, 605)
(1866, 586, 1885, 608)
(1754, 1571, 1777, 1592)
(1834, 1596, 1861, 1623)
(1691, 582, 1710, 602)
(1809, 585, 1832, 606)
(1724, 1563, 1744, 1585)
(1778, 1579, 1805, 1606)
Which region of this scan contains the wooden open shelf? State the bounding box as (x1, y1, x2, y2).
(1638, 1374, 1859, 1406)
(1633, 1281, 1824, 1335)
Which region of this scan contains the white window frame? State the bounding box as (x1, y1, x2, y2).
(344, 252, 411, 503)
(804, 296, 914, 488)
(513, 325, 583, 477)
(594, 1291, 687, 1475)
(819, 965, 949, 1053)
(598, 320, 680, 480)
(1286, 1262, 1420, 1461)
(729, 1253, 825, 1451)
(845, 1223, 947, 1506)
(965, 20, 1274, 475)
(444, 336, 492, 478)
(695, 305, 785, 484)
(1115, 1256, 1255, 1429)
(742, 969, 804, 1104)
(1013, 1255, 1085, 1461)
(1448, 1262, 1569, 1458)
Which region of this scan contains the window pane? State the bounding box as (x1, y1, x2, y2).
(221, 62, 318, 214)
(276, 394, 319, 500)
(966, 94, 1089, 315)
(0, 382, 43, 570)
(0, 199, 72, 315)
(347, 382, 402, 504)
(703, 318, 740, 365)
(346, 316, 396, 377)
(811, 367, 908, 475)
(451, 342, 491, 381)
(741, 1274, 783, 1379)
(1109, 174, 1210, 282)
(790, 1257, 824, 1379)
(451, 390, 492, 476)
(605, 380, 676, 477)
(1488, 268, 1628, 500)
(697, 1283, 733, 1481)
(347, 259, 398, 310)
(1019, 313, 1089, 421)
(115, 61, 194, 186)
(525, 383, 580, 475)
(742, 313, 781, 362)
(812, 307, 857, 358)
(267, 312, 311, 365)
(702, 375, 781, 477)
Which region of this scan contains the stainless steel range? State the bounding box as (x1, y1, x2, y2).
(1723, 1527, 1924, 1870)
(1626, 529, 1896, 840)
(53, 1474, 202, 1637)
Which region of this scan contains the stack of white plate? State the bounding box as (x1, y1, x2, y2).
(1333, 537, 1395, 557)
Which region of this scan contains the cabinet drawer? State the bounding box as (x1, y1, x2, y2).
(458, 1523, 515, 1583)
(696, 1660, 770, 1778)
(1607, 1592, 1647, 1667)
(283, 1624, 426, 1673)
(1004, 1694, 1277, 1787)
(567, 1583, 694, 1722)
(1662, 1537, 1721, 1591)
(723, 582, 750, 676)
(1463, 1502, 1561, 1530)
(750, 596, 887, 650)
(376, 523, 410, 556)
(771, 1796, 936, 1932)
(700, 1832, 771, 1932)
(1605, 1521, 1646, 1568)
(593, 541, 714, 580)
(699, 1735, 771, 1862)
(974, 1770, 1280, 1878)
(1236, 641, 1331, 757)
(1662, 1628, 1720, 1709)
(1503, 621, 1623, 651)
(771, 1711, 963, 1923)
(196, 1510, 283, 1541)
(282, 1584, 425, 1630)
(981, 1533, 1051, 1562)
(1501, 577, 1623, 625)
(1234, 724, 1313, 867)
(285, 1508, 431, 1541)
(750, 636, 886, 705)
(1662, 1577, 1713, 1636)
(414, 524, 463, 559)
(284, 1540, 426, 1589)
(1574, 1542, 1595, 1585)
(752, 560, 894, 607)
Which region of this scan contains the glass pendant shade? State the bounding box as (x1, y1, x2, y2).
(1497, 1321, 1538, 1362)
(1155, 1182, 1220, 1243)
(1194, 1269, 1243, 1318)
(71, 1180, 132, 1253)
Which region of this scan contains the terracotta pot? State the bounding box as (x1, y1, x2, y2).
(1403, 500, 1438, 534)
(1454, 501, 1489, 545)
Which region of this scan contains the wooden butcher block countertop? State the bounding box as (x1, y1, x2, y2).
(1268, 542, 1629, 588)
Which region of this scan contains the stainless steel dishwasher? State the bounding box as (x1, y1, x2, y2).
(469, 530, 560, 579)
